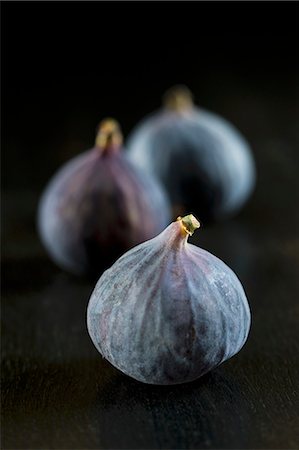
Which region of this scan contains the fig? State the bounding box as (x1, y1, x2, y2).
(38, 119, 171, 276)
(87, 214, 251, 385)
(127, 85, 256, 222)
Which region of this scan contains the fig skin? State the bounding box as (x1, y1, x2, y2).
(37, 119, 171, 276)
(87, 215, 251, 385)
(127, 85, 256, 222)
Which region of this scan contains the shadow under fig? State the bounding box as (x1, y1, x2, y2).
(91, 367, 254, 449)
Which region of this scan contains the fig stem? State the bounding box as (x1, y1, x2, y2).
(163, 85, 194, 112)
(95, 118, 123, 152)
(177, 214, 200, 236)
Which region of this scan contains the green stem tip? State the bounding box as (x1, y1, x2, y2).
(177, 214, 200, 236)
(95, 118, 123, 151)
(163, 85, 194, 112)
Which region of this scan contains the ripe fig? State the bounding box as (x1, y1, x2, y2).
(127, 85, 256, 222)
(38, 119, 171, 276)
(87, 214, 251, 385)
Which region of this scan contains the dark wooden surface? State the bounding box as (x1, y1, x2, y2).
(2, 2, 299, 449)
(2, 85, 299, 449)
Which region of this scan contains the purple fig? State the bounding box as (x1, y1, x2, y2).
(38, 119, 171, 276)
(87, 214, 251, 385)
(127, 85, 256, 222)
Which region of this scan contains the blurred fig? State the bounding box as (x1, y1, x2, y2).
(87, 214, 251, 385)
(127, 85, 256, 222)
(38, 118, 171, 276)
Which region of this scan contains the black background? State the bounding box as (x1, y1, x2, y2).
(2, 2, 299, 449)
(2, 1, 298, 190)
